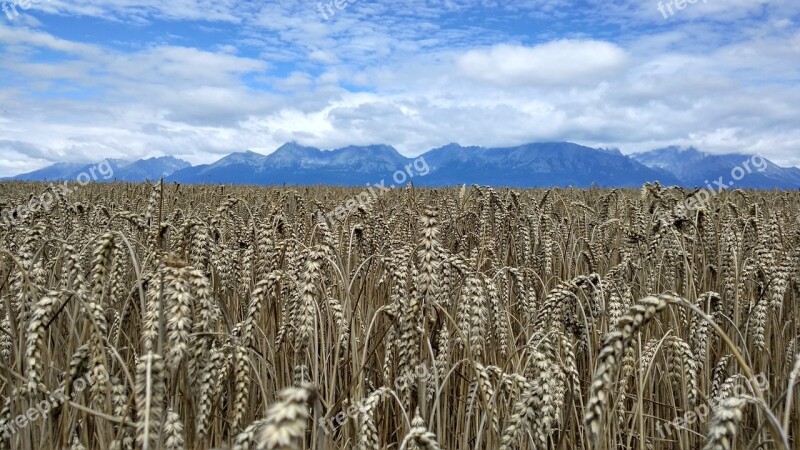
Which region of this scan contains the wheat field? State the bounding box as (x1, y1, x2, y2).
(0, 181, 799, 450)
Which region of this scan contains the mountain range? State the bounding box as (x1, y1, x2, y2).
(5, 143, 800, 189)
(8, 156, 191, 183)
(630, 146, 800, 189)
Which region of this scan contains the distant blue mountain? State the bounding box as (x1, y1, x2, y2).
(631, 147, 800, 189)
(63, 159, 133, 181)
(9, 162, 88, 181)
(10, 156, 190, 182)
(167, 143, 412, 185)
(415, 142, 679, 188)
(113, 156, 191, 181)
(166, 141, 680, 188)
(6, 143, 800, 189)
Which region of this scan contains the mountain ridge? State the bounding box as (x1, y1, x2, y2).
(632, 146, 800, 189)
(8, 156, 191, 183)
(5, 143, 800, 189)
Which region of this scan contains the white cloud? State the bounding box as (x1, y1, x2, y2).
(38, 0, 246, 23)
(456, 41, 629, 87)
(0, 0, 799, 177)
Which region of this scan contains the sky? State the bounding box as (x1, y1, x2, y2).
(0, 0, 798, 176)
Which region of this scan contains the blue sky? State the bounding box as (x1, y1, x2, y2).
(0, 0, 798, 176)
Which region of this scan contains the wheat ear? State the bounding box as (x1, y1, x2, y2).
(584, 295, 668, 443)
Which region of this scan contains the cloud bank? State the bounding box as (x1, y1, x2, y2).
(0, 0, 798, 175)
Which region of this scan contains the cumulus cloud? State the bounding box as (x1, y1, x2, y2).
(0, 0, 798, 176)
(457, 41, 629, 87)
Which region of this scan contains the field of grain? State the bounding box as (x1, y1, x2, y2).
(0, 181, 799, 449)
